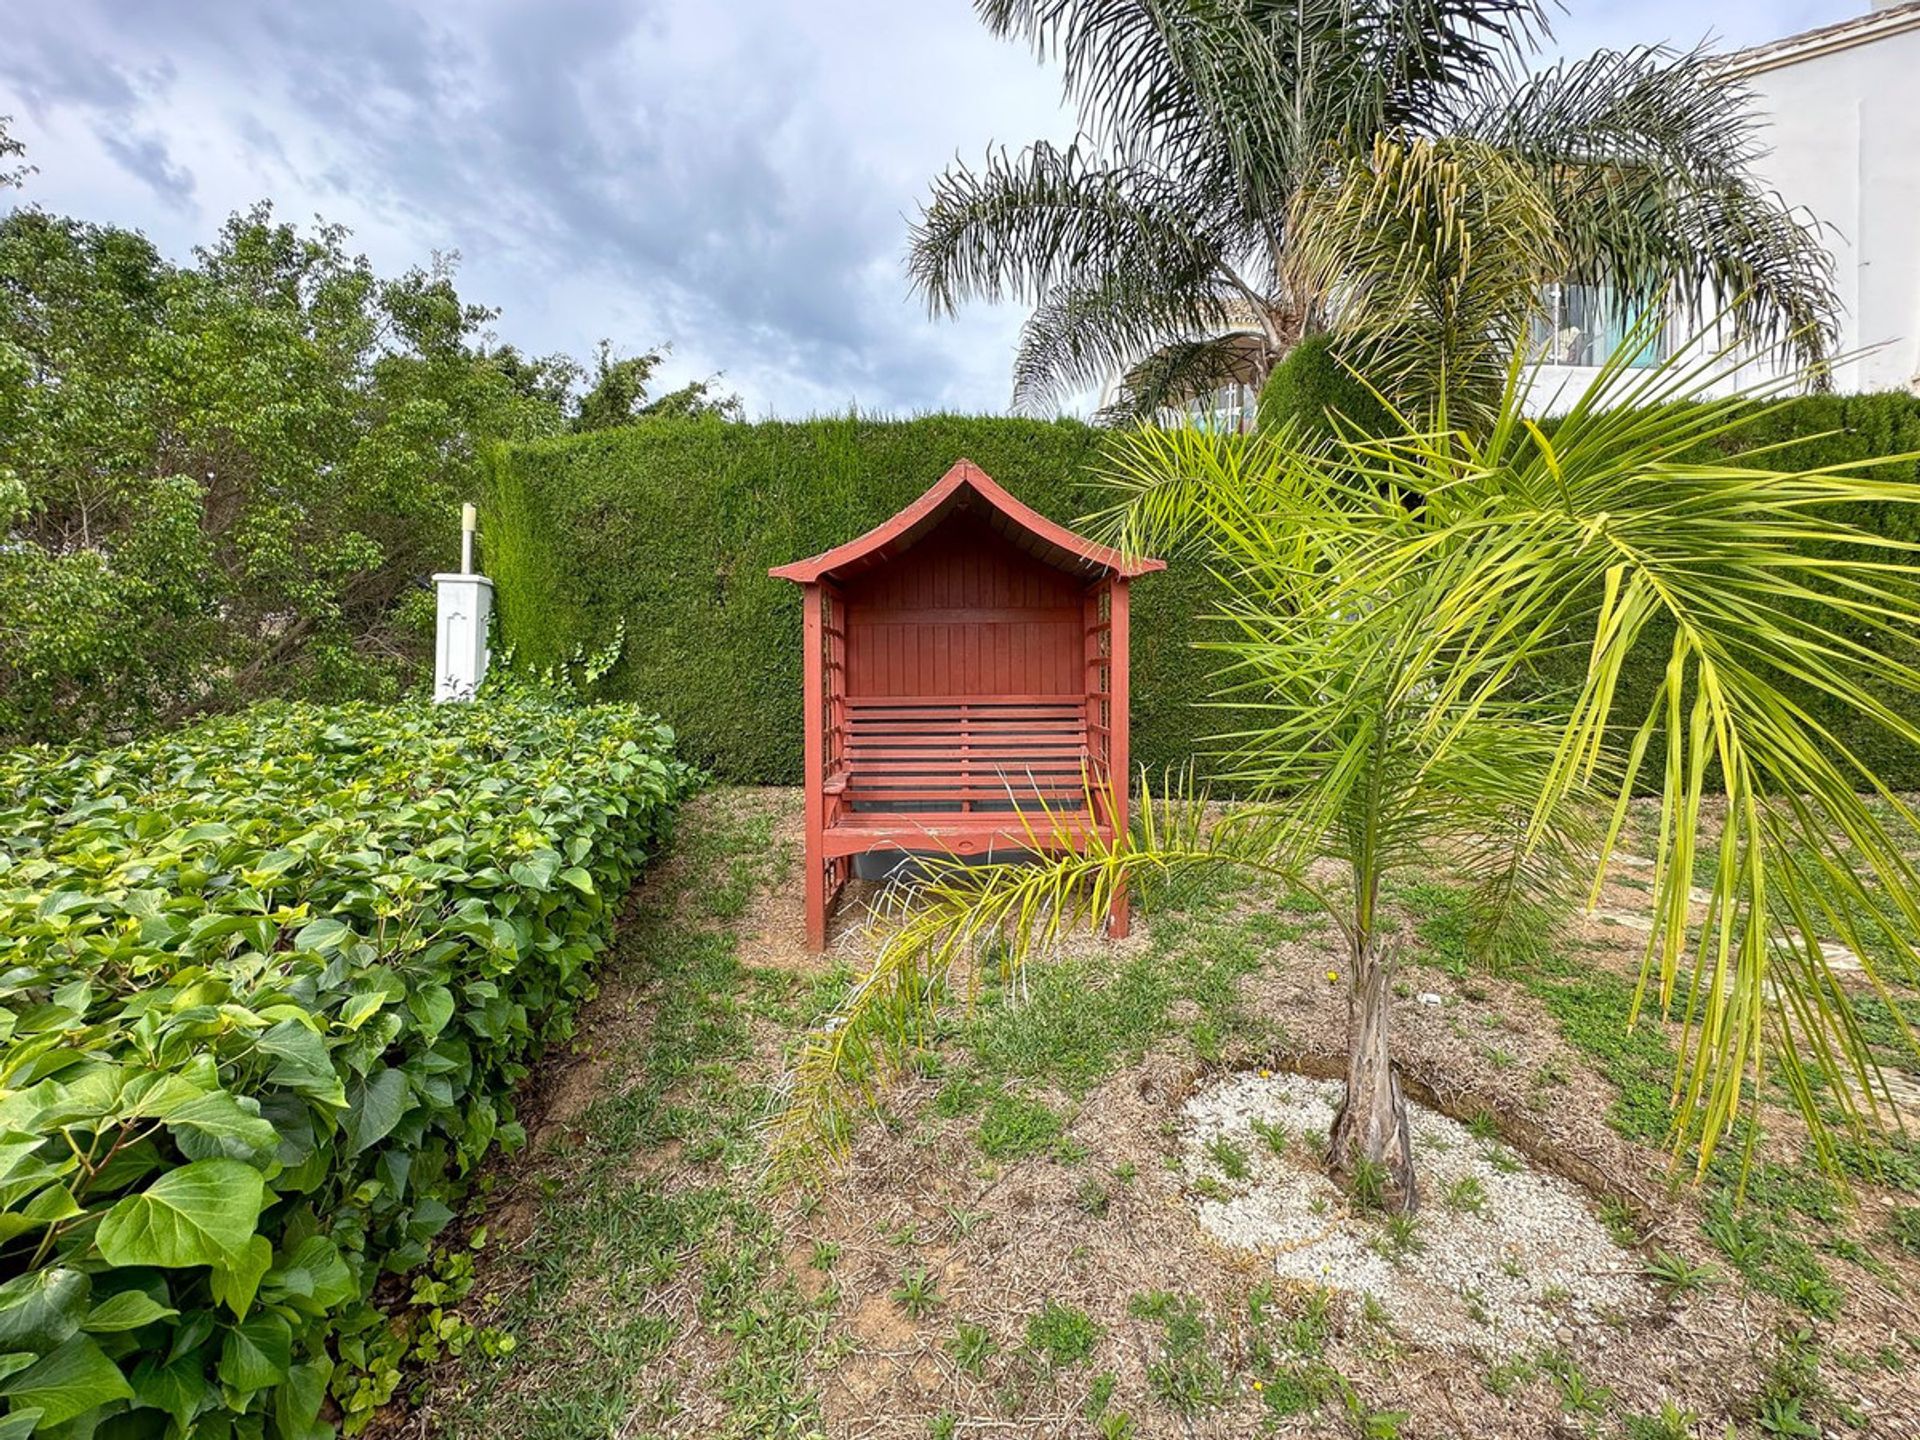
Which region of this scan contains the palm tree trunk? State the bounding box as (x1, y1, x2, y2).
(1326, 931, 1417, 1212)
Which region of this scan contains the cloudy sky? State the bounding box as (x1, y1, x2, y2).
(0, 0, 1856, 417)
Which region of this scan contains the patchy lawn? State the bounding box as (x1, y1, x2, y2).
(391, 787, 1920, 1440)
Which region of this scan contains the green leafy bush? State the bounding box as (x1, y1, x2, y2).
(0, 696, 696, 1436)
(1254, 334, 1394, 437)
(482, 413, 1246, 782)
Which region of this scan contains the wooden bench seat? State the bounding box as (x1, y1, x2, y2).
(823, 695, 1098, 856)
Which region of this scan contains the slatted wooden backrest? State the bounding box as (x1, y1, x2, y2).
(842, 695, 1089, 812)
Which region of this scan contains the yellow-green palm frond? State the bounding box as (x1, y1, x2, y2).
(1285, 135, 1567, 428)
(1319, 335, 1920, 1173)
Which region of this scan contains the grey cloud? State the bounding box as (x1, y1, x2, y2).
(0, 0, 1855, 415)
(98, 129, 195, 207)
(0, 0, 1068, 413)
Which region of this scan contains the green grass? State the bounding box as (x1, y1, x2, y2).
(1127, 1292, 1230, 1415)
(926, 886, 1297, 1169)
(427, 806, 824, 1438)
(1024, 1300, 1102, 1369)
(958, 894, 1282, 1094)
(975, 1092, 1066, 1160)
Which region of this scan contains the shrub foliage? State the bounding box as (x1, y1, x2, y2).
(0, 696, 696, 1435)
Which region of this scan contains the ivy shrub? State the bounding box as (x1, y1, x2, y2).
(0, 696, 697, 1436)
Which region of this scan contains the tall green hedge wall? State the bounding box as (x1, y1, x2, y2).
(483, 414, 1240, 782)
(484, 394, 1920, 788)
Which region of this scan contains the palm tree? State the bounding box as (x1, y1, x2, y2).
(768, 333, 1920, 1210)
(912, 0, 1837, 424)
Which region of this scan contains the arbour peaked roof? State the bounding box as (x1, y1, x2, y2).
(767, 458, 1165, 584)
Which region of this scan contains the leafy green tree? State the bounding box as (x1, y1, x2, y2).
(0, 195, 569, 743)
(771, 335, 1920, 1209)
(571, 339, 742, 431)
(912, 1, 1836, 422)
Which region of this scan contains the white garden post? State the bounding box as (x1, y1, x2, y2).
(434, 503, 492, 702)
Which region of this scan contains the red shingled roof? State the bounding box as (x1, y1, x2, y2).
(768, 458, 1165, 583)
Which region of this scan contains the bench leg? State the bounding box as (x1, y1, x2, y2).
(1107, 876, 1130, 940)
(806, 851, 828, 951)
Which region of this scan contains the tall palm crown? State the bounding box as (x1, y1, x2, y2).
(912, 0, 1838, 422)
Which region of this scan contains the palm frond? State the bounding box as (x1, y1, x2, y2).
(1286, 134, 1565, 426)
(1093, 331, 1269, 425)
(908, 140, 1236, 317)
(1450, 44, 1839, 374)
(1323, 335, 1920, 1172)
(1011, 268, 1243, 413)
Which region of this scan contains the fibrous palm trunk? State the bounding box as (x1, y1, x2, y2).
(1326, 933, 1417, 1212)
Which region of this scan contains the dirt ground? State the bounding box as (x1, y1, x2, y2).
(400, 786, 1920, 1440)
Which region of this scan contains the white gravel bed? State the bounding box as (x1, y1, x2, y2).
(1179, 1071, 1651, 1356)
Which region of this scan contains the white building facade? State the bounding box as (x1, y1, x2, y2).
(1527, 0, 1920, 412)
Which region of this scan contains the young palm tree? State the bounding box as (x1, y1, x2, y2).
(768, 335, 1920, 1210)
(913, 0, 1837, 423)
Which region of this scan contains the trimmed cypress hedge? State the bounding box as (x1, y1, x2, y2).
(485, 395, 1920, 789)
(1254, 333, 1394, 437)
(482, 414, 1238, 783)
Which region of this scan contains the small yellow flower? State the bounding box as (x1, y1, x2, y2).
(1258, 1068, 1272, 1079)
(1252, 1380, 1265, 1392)
(1325, 969, 1340, 984)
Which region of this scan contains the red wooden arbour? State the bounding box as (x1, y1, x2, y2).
(772, 459, 1165, 949)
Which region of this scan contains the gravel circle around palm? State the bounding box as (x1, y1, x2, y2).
(1181, 1070, 1655, 1357)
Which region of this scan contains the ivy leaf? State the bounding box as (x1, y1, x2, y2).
(509, 851, 559, 891)
(216, 1312, 291, 1395)
(275, 1357, 334, 1440)
(343, 1067, 409, 1155)
(558, 866, 595, 895)
(95, 1161, 265, 1268)
(209, 1234, 274, 1320)
(131, 1351, 214, 1431)
(257, 1020, 345, 1105)
(0, 1268, 90, 1355)
(0, 1333, 134, 1426)
(0, 1180, 82, 1244)
(406, 984, 455, 1039)
(81, 1290, 179, 1333)
(339, 987, 389, 1030)
(264, 1236, 355, 1314)
(162, 1089, 278, 1154)
(293, 918, 353, 953)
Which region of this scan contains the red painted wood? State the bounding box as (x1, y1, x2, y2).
(801, 584, 827, 949)
(1108, 578, 1131, 939)
(768, 459, 1166, 583)
(842, 514, 1084, 698)
(773, 462, 1161, 949)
